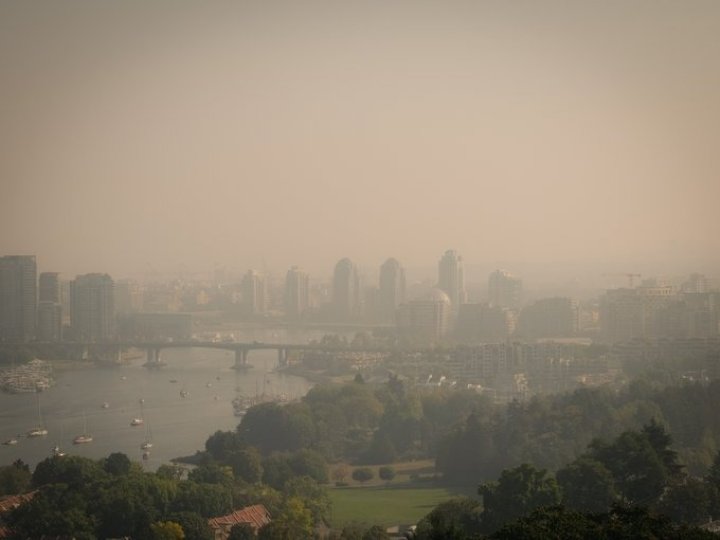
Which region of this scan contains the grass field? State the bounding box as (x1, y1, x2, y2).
(329, 484, 472, 527)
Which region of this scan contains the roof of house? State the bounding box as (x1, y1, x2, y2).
(208, 504, 271, 531)
(0, 491, 37, 514)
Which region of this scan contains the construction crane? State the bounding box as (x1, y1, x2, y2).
(602, 273, 642, 288)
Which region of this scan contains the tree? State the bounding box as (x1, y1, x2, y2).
(556, 457, 617, 513)
(104, 452, 133, 476)
(151, 521, 185, 540)
(333, 464, 350, 485)
(414, 497, 482, 540)
(157, 464, 186, 481)
(167, 512, 214, 540)
(258, 497, 314, 540)
(228, 447, 264, 484)
(657, 478, 712, 525)
(378, 466, 396, 483)
(228, 523, 256, 540)
(362, 524, 391, 540)
(283, 476, 331, 522)
(188, 463, 234, 486)
(352, 467, 374, 484)
(479, 463, 561, 534)
(0, 460, 32, 495)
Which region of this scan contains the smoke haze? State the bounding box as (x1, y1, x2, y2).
(2, 1, 719, 279)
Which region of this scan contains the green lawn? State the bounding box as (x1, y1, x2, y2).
(329, 484, 470, 527)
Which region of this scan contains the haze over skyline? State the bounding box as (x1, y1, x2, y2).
(2, 1, 719, 279)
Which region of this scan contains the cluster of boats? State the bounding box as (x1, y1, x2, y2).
(0, 359, 54, 394)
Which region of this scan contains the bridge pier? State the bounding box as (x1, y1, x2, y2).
(234, 348, 250, 370)
(277, 348, 288, 368)
(144, 347, 164, 368)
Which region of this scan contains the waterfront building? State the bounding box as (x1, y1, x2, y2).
(378, 258, 406, 323)
(284, 266, 309, 319)
(332, 258, 361, 320)
(70, 273, 115, 341)
(437, 250, 467, 313)
(0, 255, 37, 342)
(242, 270, 268, 316)
(488, 269, 522, 309)
(396, 288, 451, 342)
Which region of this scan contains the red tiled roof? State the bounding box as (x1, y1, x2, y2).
(208, 504, 271, 532)
(0, 491, 37, 514)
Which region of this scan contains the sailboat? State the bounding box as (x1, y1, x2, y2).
(140, 425, 153, 450)
(27, 391, 48, 437)
(73, 412, 92, 444)
(130, 399, 144, 426)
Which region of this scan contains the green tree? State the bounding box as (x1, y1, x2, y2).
(151, 520, 185, 540)
(556, 457, 617, 513)
(228, 447, 264, 484)
(0, 460, 32, 495)
(171, 482, 233, 518)
(414, 497, 482, 540)
(104, 452, 133, 476)
(657, 478, 712, 525)
(378, 466, 396, 483)
(228, 523, 255, 540)
(258, 497, 314, 539)
(283, 476, 331, 522)
(362, 524, 391, 540)
(479, 463, 561, 533)
(167, 512, 214, 540)
(352, 467, 374, 484)
(188, 463, 234, 486)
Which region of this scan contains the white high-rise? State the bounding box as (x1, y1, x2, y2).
(437, 250, 467, 312)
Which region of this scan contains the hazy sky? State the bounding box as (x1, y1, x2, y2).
(2, 1, 719, 281)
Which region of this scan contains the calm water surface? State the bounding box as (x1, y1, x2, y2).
(0, 345, 313, 470)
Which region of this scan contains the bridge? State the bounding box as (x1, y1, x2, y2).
(31, 340, 407, 370)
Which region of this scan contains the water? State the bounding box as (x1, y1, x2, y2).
(0, 346, 313, 470)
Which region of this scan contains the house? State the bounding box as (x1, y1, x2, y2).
(208, 504, 271, 539)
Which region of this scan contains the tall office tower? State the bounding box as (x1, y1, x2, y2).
(285, 266, 309, 319)
(516, 297, 579, 339)
(242, 270, 268, 316)
(437, 249, 467, 312)
(38, 272, 62, 341)
(378, 258, 406, 323)
(39, 272, 60, 303)
(37, 301, 62, 341)
(71, 273, 115, 341)
(332, 258, 360, 320)
(0, 255, 37, 342)
(488, 270, 522, 309)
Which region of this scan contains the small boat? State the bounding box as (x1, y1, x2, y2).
(130, 418, 144, 426)
(169, 379, 178, 384)
(141, 424, 153, 450)
(206, 382, 213, 388)
(101, 402, 110, 409)
(27, 392, 48, 437)
(180, 389, 189, 398)
(120, 376, 127, 381)
(52, 445, 66, 457)
(2, 438, 18, 446)
(73, 412, 92, 444)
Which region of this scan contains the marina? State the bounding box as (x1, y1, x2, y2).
(0, 346, 312, 469)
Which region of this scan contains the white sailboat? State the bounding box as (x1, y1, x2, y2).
(27, 391, 48, 437)
(73, 412, 92, 444)
(140, 424, 153, 450)
(130, 399, 144, 426)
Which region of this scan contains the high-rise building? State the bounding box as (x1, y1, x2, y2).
(37, 301, 62, 341)
(285, 266, 309, 319)
(332, 258, 360, 320)
(39, 272, 60, 303)
(0, 255, 37, 342)
(378, 258, 406, 323)
(600, 286, 677, 343)
(488, 270, 522, 310)
(70, 273, 115, 341)
(38, 272, 62, 341)
(242, 270, 268, 316)
(437, 250, 467, 312)
(114, 280, 143, 314)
